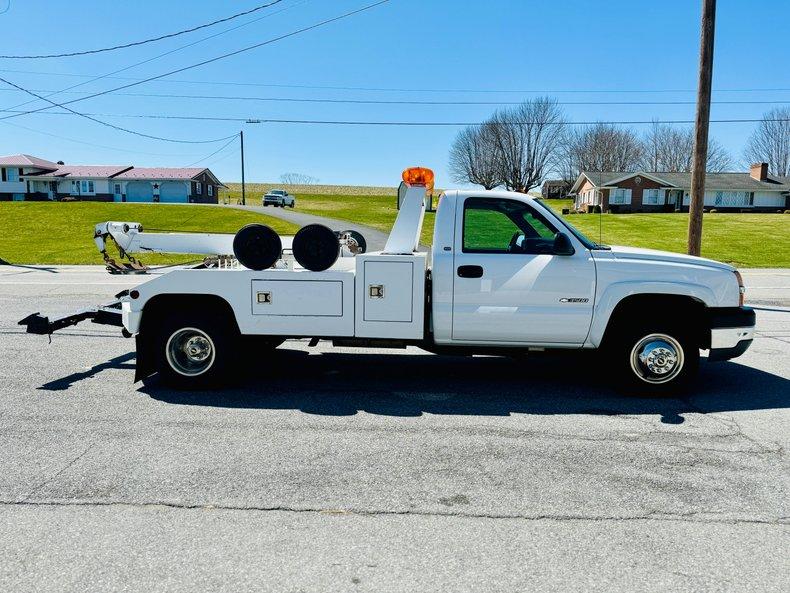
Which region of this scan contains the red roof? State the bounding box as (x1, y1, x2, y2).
(0, 154, 58, 169)
(115, 167, 206, 180)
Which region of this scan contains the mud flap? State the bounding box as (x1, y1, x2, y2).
(134, 332, 156, 382)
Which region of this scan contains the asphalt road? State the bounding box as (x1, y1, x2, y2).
(0, 266, 788, 592)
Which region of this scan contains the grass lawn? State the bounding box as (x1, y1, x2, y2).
(560, 211, 789, 268)
(295, 193, 789, 267)
(2, 197, 786, 268)
(0, 202, 298, 265)
(224, 189, 787, 267)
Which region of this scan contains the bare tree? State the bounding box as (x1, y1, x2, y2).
(743, 107, 790, 176)
(567, 123, 643, 174)
(279, 173, 319, 185)
(448, 122, 501, 189)
(640, 121, 732, 172)
(488, 97, 567, 193)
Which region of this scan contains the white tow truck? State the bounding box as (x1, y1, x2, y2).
(20, 167, 755, 392)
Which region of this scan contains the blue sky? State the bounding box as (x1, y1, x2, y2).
(0, 0, 787, 186)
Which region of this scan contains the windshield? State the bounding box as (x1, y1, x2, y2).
(533, 199, 607, 250)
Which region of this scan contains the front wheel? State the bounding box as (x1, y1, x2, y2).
(155, 314, 237, 389)
(609, 325, 699, 394)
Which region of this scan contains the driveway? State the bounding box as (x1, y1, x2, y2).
(225, 204, 391, 252)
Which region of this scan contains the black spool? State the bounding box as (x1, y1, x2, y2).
(292, 224, 340, 271)
(232, 224, 282, 271)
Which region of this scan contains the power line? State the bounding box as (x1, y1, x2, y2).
(11, 109, 787, 126)
(0, 0, 392, 122)
(0, 0, 285, 59)
(0, 75, 239, 143)
(185, 134, 239, 167)
(2, 87, 789, 106)
(0, 119, 201, 157)
(0, 0, 311, 114)
(2, 67, 788, 95)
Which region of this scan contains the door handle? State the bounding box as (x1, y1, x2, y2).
(457, 265, 484, 278)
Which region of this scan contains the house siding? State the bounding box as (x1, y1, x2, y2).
(190, 170, 219, 204)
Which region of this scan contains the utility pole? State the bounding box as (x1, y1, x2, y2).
(240, 130, 246, 206)
(688, 0, 716, 256)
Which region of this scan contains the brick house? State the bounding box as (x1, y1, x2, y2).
(0, 154, 224, 203)
(571, 163, 790, 213)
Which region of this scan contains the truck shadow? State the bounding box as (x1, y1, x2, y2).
(139, 347, 790, 424)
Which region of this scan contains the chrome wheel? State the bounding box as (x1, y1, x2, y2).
(629, 333, 684, 384)
(165, 327, 216, 377)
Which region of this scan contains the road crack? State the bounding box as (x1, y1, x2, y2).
(0, 498, 786, 527)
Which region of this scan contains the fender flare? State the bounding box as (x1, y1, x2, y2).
(587, 281, 715, 347)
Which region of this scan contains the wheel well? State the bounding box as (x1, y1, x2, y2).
(602, 294, 709, 348)
(139, 294, 240, 336)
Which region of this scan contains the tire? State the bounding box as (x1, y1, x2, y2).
(607, 320, 699, 395)
(154, 312, 237, 389)
(292, 224, 340, 271)
(233, 223, 282, 270)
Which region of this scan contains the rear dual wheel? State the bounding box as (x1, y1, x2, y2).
(154, 314, 234, 389)
(153, 312, 283, 389)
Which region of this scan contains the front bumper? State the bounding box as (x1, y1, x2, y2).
(708, 306, 756, 361)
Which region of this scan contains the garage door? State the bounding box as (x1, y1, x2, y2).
(159, 181, 188, 203)
(126, 181, 153, 202)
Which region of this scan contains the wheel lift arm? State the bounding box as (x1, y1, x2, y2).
(18, 301, 124, 336)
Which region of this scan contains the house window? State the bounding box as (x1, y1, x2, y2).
(712, 191, 750, 207)
(643, 189, 661, 205)
(195, 182, 202, 195)
(6, 168, 18, 182)
(208, 184, 213, 197)
(71, 180, 79, 194)
(610, 189, 632, 204)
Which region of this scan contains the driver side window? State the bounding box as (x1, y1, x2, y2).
(462, 197, 557, 254)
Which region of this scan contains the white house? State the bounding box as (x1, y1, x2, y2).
(0, 154, 60, 201)
(0, 154, 225, 204)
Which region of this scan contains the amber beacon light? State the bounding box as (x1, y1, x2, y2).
(402, 167, 435, 187)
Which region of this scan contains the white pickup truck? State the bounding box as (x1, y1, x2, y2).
(20, 167, 755, 393)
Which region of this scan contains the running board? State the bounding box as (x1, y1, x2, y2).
(18, 301, 124, 335)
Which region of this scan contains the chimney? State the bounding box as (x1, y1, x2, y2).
(750, 162, 768, 181)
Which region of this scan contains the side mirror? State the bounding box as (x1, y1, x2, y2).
(552, 232, 575, 256)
